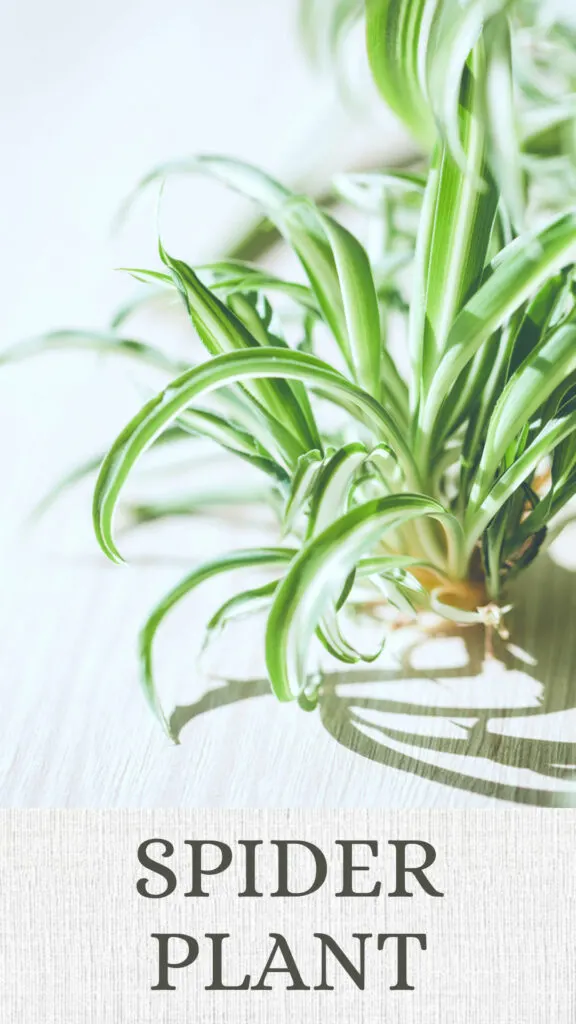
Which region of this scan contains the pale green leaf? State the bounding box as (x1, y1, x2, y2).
(264, 493, 454, 701)
(366, 0, 436, 143)
(92, 347, 421, 564)
(0, 330, 188, 376)
(471, 321, 576, 505)
(139, 548, 295, 739)
(420, 210, 576, 448)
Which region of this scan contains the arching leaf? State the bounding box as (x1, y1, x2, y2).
(265, 494, 455, 700)
(139, 548, 295, 739)
(93, 348, 420, 564)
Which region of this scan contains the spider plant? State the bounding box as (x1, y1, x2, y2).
(301, 0, 576, 216)
(231, 0, 576, 284)
(5, 0, 576, 741)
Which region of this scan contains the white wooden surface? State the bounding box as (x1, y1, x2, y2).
(1, 0, 575, 808)
(2, 508, 576, 806)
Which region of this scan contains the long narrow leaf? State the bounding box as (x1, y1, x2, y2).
(483, 13, 525, 227)
(139, 548, 295, 739)
(470, 321, 576, 505)
(366, 0, 436, 143)
(426, 0, 511, 172)
(307, 442, 368, 536)
(419, 49, 498, 387)
(202, 579, 280, 653)
(265, 493, 455, 701)
(465, 410, 576, 550)
(313, 207, 382, 396)
(420, 210, 576, 448)
(0, 330, 188, 375)
(93, 347, 421, 563)
(160, 243, 321, 456)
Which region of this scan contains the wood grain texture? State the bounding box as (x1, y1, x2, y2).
(2, 810, 576, 1022)
(1, 498, 575, 808)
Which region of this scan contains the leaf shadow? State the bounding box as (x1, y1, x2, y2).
(170, 552, 576, 806)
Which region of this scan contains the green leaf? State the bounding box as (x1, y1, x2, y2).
(115, 155, 290, 230)
(139, 548, 295, 740)
(160, 244, 322, 457)
(507, 271, 568, 376)
(420, 210, 576, 449)
(264, 493, 453, 701)
(282, 450, 324, 535)
(465, 409, 576, 551)
(369, 566, 428, 615)
(416, 51, 499, 393)
(92, 348, 420, 564)
(359, 553, 435, 575)
(315, 209, 382, 397)
(176, 405, 267, 455)
(316, 599, 387, 665)
(367, 1, 525, 225)
(483, 13, 525, 228)
(199, 261, 321, 313)
(298, 0, 364, 67)
(333, 171, 426, 210)
(453, 271, 572, 479)
(522, 467, 576, 540)
(282, 200, 409, 418)
(0, 330, 188, 376)
(128, 482, 275, 526)
(225, 291, 321, 451)
(120, 267, 174, 287)
(470, 321, 576, 507)
(119, 155, 407, 415)
(408, 147, 442, 416)
(366, 0, 436, 144)
(202, 579, 280, 655)
(307, 442, 370, 537)
(426, 0, 512, 173)
(457, 307, 524, 491)
(125, 260, 321, 315)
